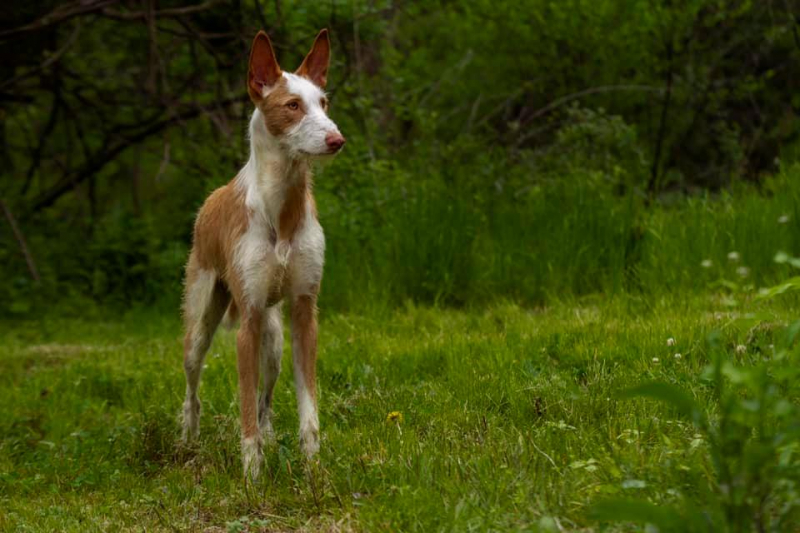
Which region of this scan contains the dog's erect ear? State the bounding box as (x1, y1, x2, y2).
(248, 31, 282, 101)
(296, 29, 330, 88)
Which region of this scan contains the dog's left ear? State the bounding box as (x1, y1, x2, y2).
(248, 31, 282, 102)
(296, 29, 330, 88)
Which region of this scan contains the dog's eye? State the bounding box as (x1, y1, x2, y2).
(287, 101, 299, 110)
(320, 98, 328, 109)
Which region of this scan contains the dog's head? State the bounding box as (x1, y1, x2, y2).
(248, 30, 345, 159)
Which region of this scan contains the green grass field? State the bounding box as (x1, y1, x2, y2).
(2, 290, 798, 532)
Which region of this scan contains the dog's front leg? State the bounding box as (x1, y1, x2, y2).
(291, 294, 320, 457)
(237, 306, 263, 479)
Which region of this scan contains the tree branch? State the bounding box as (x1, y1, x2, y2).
(1, 199, 40, 283)
(26, 96, 247, 215)
(100, 0, 224, 21)
(0, 0, 119, 39)
(1, 19, 82, 90)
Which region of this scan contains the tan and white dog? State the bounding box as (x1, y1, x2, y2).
(180, 29, 345, 479)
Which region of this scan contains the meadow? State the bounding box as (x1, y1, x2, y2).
(2, 166, 800, 531)
(3, 2, 800, 528)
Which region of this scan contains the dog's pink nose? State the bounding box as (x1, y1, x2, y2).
(325, 132, 346, 152)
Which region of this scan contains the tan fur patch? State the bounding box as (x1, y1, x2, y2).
(237, 307, 263, 438)
(292, 295, 318, 397)
(259, 78, 305, 137)
(279, 168, 310, 242)
(189, 181, 254, 308)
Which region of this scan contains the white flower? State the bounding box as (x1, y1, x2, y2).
(701, 259, 713, 268)
(736, 266, 750, 278)
(667, 337, 676, 347)
(674, 353, 682, 360)
(652, 357, 660, 364)
(727, 251, 740, 262)
(735, 344, 746, 355)
(778, 215, 790, 224)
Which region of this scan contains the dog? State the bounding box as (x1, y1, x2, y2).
(180, 29, 345, 479)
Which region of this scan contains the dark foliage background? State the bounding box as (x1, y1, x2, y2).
(1, 0, 799, 316)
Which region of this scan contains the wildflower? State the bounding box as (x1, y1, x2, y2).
(700, 259, 713, 268)
(666, 337, 676, 347)
(386, 411, 403, 424)
(735, 344, 746, 355)
(778, 215, 790, 224)
(727, 251, 740, 262)
(674, 353, 682, 360)
(736, 266, 750, 278)
(546, 420, 576, 431)
(652, 357, 660, 364)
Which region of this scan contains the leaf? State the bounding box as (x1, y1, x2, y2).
(720, 362, 755, 386)
(782, 320, 800, 348)
(774, 251, 800, 269)
(589, 499, 682, 530)
(755, 277, 800, 301)
(620, 382, 707, 427)
(622, 479, 647, 489)
(732, 312, 774, 331)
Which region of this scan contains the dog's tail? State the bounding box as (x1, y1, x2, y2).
(221, 301, 239, 330)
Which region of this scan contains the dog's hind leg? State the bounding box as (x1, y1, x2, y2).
(181, 262, 229, 442)
(258, 305, 283, 441)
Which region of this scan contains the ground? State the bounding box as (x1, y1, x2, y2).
(0, 294, 793, 532)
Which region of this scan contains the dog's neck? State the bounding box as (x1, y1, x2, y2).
(240, 108, 311, 229)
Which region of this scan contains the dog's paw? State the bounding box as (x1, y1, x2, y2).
(241, 435, 264, 480)
(180, 397, 201, 442)
(299, 426, 320, 458)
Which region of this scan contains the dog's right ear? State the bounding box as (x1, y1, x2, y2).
(248, 31, 282, 102)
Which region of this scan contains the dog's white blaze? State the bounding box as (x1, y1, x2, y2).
(284, 72, 323, 104)
(283, 72, 340, 156)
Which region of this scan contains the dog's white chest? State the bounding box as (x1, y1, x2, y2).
(234, 216, 324, 307)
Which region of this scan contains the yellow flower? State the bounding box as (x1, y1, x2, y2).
(386, 411, 403, 424)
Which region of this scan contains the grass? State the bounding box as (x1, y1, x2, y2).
(3, 165, 800, 531)
(1, 290, 797, 532)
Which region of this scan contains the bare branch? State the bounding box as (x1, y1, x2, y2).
(1, 19, 82, 90)
(0, 199, 40, 283)
(21, 90, 61, 196)
(526, 85, 665, 124)
(0, 0, 118, 39)
(100, 0, 224, 21)
(26, 96, 247, 214)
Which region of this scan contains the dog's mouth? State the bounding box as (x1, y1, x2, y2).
(298, 148, 342, 157)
